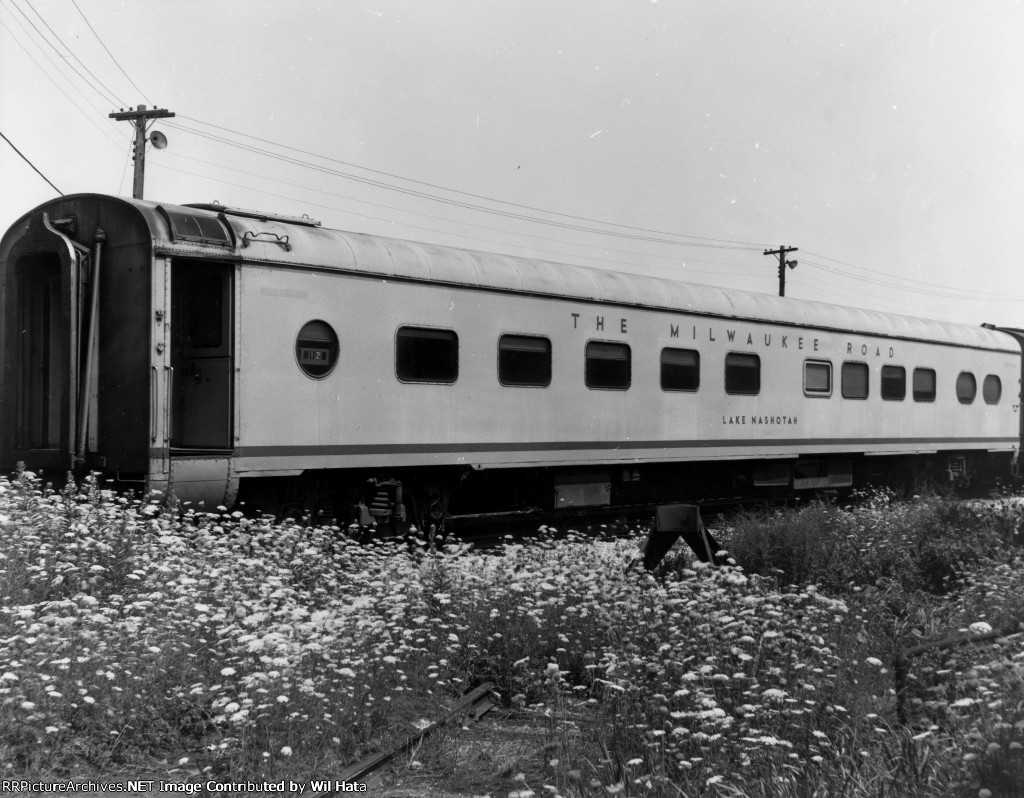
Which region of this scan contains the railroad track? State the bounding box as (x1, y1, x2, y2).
(308, 682, 498, 797)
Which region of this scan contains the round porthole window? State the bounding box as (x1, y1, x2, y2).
(295, 320, 339, 379)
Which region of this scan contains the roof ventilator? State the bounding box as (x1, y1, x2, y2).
(242, 230, 291, 251)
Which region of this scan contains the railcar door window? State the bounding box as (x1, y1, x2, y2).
(983, 375, 1002, 404)
(881, 365, 906, 401)
(498, 334, 551, 387)
(841, 362, 869, 399)
(913, 368, 936, 402)
(661, 348, 700, 392)
(396, 326, 458, 383)
(956, 372, 977, 404)
(803, 360, 832, 397)
(725, 353, 760, 395)
(585, 341, 631, 390)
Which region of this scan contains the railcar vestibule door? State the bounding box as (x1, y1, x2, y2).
(13, 253, 72, 463)
(170, 260, 233, 449)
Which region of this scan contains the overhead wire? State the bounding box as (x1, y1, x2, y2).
(790, 276, 983, 323)
(159, 123, 1010, 317)
(158, 148, 764, 273)
(177, 114, 764, 248)
(0, 13, 125, 149)
(2, 6, 1011, 320)
(0, 129, 63, 195)
(164, 120, 761, 252)
(23, 0, 130, 106)
(801, 248, 1023, 301)
(68, 0, 151, 105)
(168, 120, 1013, 311)
(8, 0, 124, 107)
(800, 256, 1022, 303)
(151, 159, 759, 280)
(791, 270, 984, 323)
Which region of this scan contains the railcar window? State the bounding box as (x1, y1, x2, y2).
(725, 353, 760, 395)
(396, 327, 459, 383)
(498, 334, 551, 387)
(913, 368, 936, 402)
(881, 365, 906, 401)
(956, 372, 977, 404)
(983, 375, 1002, 404)
(661, 348, 700, 392)
(185, 272, 225, 348)
(585, 341, 631, 390)
(841, 362, 869, 399)
(295, 320, 339, 379)
(158, 206, 232, 246)
(803, 360, 832, 397)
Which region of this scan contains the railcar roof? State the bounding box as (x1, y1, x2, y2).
(11, 193, 1019, 352)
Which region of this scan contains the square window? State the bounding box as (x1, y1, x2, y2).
(725, 353, 760, 395)
(881, 365, 906, 401)
(842, 362, 869, 399)
(498, 335, 551, 386)
(913, 368, 936, 402)
(661, 348, 700, 391)
(586, 341, 631, 389)
(396, 327, 458, 383)
(804, 360, 832, 397)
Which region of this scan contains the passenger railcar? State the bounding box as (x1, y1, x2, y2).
(1, 194, 1020, 530)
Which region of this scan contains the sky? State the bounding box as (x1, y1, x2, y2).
(1, 0, 1023, 328)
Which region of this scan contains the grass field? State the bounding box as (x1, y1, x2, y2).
(2, 465, 1023, 797)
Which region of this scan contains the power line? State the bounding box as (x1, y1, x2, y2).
(800, 257, 1023, 302)
(158, 118, 1024, 311)
(159, 149, 765, 272)
(802, 248, 1023, 301)
(152, 159, 748, 278)
(792, 271, 988, 323)
(165, 120, 760, 252)
(0, 129, 62, 195)
(0, 15, 125, 150)
(2, 8, 1003, 314)
(8, 0, 123, 107)
(22, 0, 128, 105)
(68, 0, 151, 105)
(163, 123, 1006, 311)
(175, 115, 765, 249)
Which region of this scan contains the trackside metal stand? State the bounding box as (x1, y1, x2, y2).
(639, 503, 732, 570)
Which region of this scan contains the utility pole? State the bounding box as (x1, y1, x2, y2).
(764, 245, 798, 297)
(109, 104, 174, 199)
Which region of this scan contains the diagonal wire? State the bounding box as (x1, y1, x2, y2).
(0, 15, 125, 148)
(8, 0, 122, 106)
(23, 0, 128, 105)
(68, 0, 150, 104)
(176, 114, 765, 248)
(165, 121, 761, 252)
(0, 128, 63, 194)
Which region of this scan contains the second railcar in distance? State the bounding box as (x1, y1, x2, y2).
(0, 194, 1020, 530)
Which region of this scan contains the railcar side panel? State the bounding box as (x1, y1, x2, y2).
(231, 263, 1019, 479)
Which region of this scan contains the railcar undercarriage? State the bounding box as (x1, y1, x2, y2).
(231, 450, 1017, 536)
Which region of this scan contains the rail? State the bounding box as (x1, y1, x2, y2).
(894, 623, 1023, 726)
(308, 681, 496, 796)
